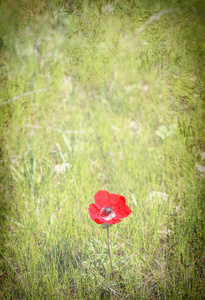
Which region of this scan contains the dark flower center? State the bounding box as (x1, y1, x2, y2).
(100, 206, 116, 220)
(104, 207, 111, 214)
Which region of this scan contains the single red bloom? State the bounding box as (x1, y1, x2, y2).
(88, 190, 132, 225)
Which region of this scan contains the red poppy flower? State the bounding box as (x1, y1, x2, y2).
(88, 190, 132, 225)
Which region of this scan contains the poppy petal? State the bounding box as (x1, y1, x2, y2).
(88, 203, 100, 217)
(94, 190, 111, 209)
(103, 217, 121, 224)
(110, 194, 126, 209)
(115, 204, 132, 219)
(88, 204, 104, 224)
(93, 218, 104, 224)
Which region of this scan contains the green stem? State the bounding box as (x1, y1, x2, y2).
(106, 225, 113, 272)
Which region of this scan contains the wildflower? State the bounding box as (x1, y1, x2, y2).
(88, 190, 131, 225)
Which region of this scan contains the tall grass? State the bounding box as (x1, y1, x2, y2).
(0, 0, 204, 299)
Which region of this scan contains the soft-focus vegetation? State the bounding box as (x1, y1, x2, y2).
(0, 0, 204, 299)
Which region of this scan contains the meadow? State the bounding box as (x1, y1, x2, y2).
(0, 0, 204, 299)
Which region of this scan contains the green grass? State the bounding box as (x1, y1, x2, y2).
(0, 0, 204, 299)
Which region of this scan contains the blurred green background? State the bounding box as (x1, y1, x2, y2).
(0, 0, 204, 299)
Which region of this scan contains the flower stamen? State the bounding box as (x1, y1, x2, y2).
(100, 206, 116, 221)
